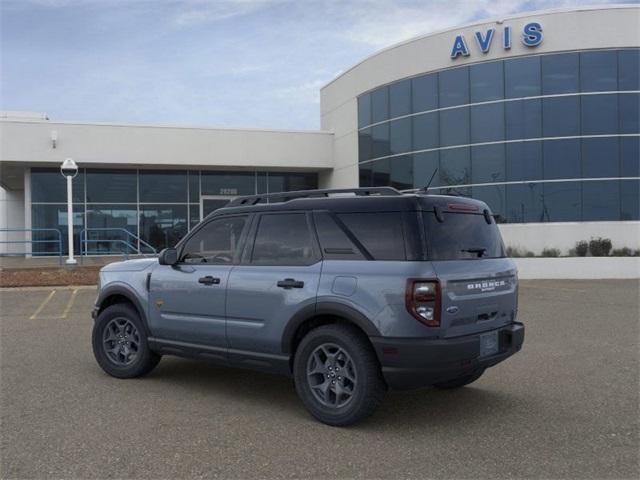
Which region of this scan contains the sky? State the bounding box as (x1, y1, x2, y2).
(0, 0, 633, 130)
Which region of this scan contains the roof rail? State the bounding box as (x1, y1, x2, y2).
(226, 187, 402, 207)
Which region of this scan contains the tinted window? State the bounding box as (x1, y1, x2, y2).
(543, 182, 581, 222)
(439, 67, 469, 107)
(582, 180, 619, 221)
(267, 173, 317, 193)
(412, 74, 438, 112)
(371, 123, 390, 158)
(582, 137, 619, 178)
(313, 212, 365, 260)
(439, 108, 469, 147)
(472, 184, 506, 221)
(543, 139, 581, 179)
(620, 93, 639, 134)
(139, 205, 187, 250)
(581, 95, 618, 135)
(359, 163, 373, 187)
(618, 49, 640, 90)
(359, 128, 373, 162)
(31, 168, 85, 203)
(506, 142, 543, 181)
(390, 155, 413, 190)
(471, 144, 505, 184)
(86, 205, 138, 253)
(389, 117, 411, 155)
(338, 213, 405, 260)
(140, 170, 187, 203)
(581, 51, 617, 92)
(542, 53, 579, 94)
(470, 103, 504, 143)
(621, 180, 640, 220)
(201, 172, 254, 196)
(424, 212, 504, 260)
(371, 87, 389, 123)
(372, 159, 391, 186)
(505, 99, 542, 140)
(181, 216, 247, 264)
(470, 61, 504, 102)
(440, 148, 470, 186)
(412, 112, 439, 151)
(188, 171, 200, 203)
(358, 94, 372, 128)
(389, 79, 411, 118)
(542, 96, 580, 137)
(621, 137, 640, 177)
(31, 204, 84, 255)
(412, 151, 440, 189)
(86, 169, 136, 203)
(251, 213, 317, 265)
(506, 183, 543, 223)
(505, 56, 540, 98)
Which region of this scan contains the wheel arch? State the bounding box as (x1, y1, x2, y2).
(96, 285, 150, 336)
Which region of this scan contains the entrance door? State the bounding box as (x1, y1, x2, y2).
(200, 196, 233, 221)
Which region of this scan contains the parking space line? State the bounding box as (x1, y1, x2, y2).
(30, 289, 56, 320)
(60, 289, 78, 319)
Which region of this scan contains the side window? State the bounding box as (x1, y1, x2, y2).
(251, 213, 318, 266)
(181, 216, 247, 264)
(337, 212, 406, 260)
(314, 212, 365, 260)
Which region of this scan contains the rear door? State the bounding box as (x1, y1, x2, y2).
(423, 210, 518, 339)
(226, 211, 322, 371)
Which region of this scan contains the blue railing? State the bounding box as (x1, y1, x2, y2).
(0, 228, 64, 264)
(79, 228, 157, 262)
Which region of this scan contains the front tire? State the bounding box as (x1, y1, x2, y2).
(293, 324, 386, 426)
(92, 303, 161, 379)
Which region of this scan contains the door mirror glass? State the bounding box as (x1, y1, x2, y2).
(158, 248, 178, 266)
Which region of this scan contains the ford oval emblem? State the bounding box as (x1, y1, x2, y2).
(446, 306, 459, 314)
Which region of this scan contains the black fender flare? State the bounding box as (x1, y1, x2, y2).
(281, 301, 381, 354)
(95, 284, 151, 336)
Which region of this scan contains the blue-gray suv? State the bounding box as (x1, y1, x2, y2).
(92, 187, 524, 426)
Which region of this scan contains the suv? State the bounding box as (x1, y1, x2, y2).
(91, 187, 524, 426)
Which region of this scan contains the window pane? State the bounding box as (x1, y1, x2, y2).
(506, 141, 543, 181)
(581, 51, 617, 92)
(189, 204, 200, 229)
(267, 173, 317, 193)
(471, 103, 504, 143)
(543, 139, 581, 180)
(582, 137, 619, 178)
(359, 163, 373, 187)
(470, 61, 504, 102)
(413, 151, 440, 189)
(621, 180, 640, 220)
(86, 205, 138, 255)
(139, 205, 187, 250)
(390, 155, 413, 190)
(371, 123, 390, 158)
(506, 183, 544, 223)
(251, 213, 316, 265)
(86, 169, 136, 203)
(542, 96, 580, 137)
(31, 168, 84, 203)
(389, 79, 411, 118)
(359, 128, 373, 162)
(188, 171, 200, 203)
(541, 53, 579, 94)
(372, 158, 390, 186)
(389, 117, 411, 155)
(313, 212, 365, 260)
(440, 147, 471, 186)
(439, 67, 469, 107)
(338, 212, 406, 260)
(256, 172, 268, 194)
(31, 204, 84, 255)
(412, 74, 438, 113)
(620, 92, 640, 134)
(139, 170, 187, 203)
(358, 93, 372, 128)
(471, 144, 505, 184)
(505, 98, 542, 140)
(582, 180, 620, 221)
(412, 112, 438, 151)
(371, 87, 389, 123)
(581, 94, 618, 135)
(182, 215, 247, 264)
(439, 108, 469, 147)
(542, 181, 581, 222)
(621, 137, 640, 177)
(505, 56, 541, 98)
(201, 172, 254, 196)
(472, 184, 506, 220)
(619, 49, 640, 91)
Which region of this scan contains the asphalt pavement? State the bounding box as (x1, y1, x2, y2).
(1, 280, 638, 479)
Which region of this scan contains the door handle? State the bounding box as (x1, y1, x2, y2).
(198, 276, 221, 285)
(277, 278, 304, 289)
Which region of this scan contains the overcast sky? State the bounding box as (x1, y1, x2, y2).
(0, 0, 632, 130)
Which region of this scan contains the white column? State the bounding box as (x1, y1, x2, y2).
(65, 175, 77, 265)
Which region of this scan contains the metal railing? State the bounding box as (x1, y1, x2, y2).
(79, 228, 157, 262)
(0, 228, 64, 264)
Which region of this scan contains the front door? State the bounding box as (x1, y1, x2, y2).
(200, 196, 232, 221)
(148, 214, 250, 355)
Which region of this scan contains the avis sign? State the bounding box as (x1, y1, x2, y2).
(450, 22, 543, 59)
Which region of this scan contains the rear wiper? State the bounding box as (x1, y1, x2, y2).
(461, 247, 487, 257)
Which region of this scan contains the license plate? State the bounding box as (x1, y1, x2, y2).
(480, 331, 499, 357)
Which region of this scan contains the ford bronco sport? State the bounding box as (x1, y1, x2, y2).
(92, 187, 524, 426)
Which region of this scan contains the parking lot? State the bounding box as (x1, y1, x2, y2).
(1, 280, 638, 479)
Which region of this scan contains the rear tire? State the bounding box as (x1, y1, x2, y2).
(433, 369, 485, 389)
(92, 303, 161, 379)
(293, 324, 386, 426)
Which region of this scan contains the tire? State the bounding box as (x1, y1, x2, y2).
(433, 369, 485, 389)
(293, 324, 386, 426)
(92, 303, 161, 379)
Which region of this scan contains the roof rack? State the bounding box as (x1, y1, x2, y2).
(226, 187, 402, 207)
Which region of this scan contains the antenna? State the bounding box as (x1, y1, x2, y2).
(420, 168, 438, 193)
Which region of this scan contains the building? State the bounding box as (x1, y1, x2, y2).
(1, 5, 638, 257)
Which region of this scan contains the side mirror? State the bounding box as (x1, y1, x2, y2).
(158, 248, 178, 266)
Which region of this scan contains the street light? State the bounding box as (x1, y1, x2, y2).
(60, 158, 78, 265)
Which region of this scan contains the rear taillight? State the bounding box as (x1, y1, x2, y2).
(405, 279, 441, 327)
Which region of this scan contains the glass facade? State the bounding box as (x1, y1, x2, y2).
(357, 49, 640, 223)
(30, 168, 317, 254)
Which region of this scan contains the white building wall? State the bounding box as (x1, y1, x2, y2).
(0, 186, 26, 254)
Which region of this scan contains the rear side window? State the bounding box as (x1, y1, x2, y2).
(424, 212, 505, 260)
(251, 213, 319, 265)
(313, 212, 365, 260)
(337, 213, 406, 260)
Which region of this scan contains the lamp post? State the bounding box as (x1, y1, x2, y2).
(60, 158, 78, 265)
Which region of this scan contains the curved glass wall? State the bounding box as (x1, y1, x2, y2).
(358, 48, 640, 223)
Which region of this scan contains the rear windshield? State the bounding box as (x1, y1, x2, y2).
(424, 212, 505, 260)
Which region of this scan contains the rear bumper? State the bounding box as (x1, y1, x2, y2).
(370, 322, 524, 390)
